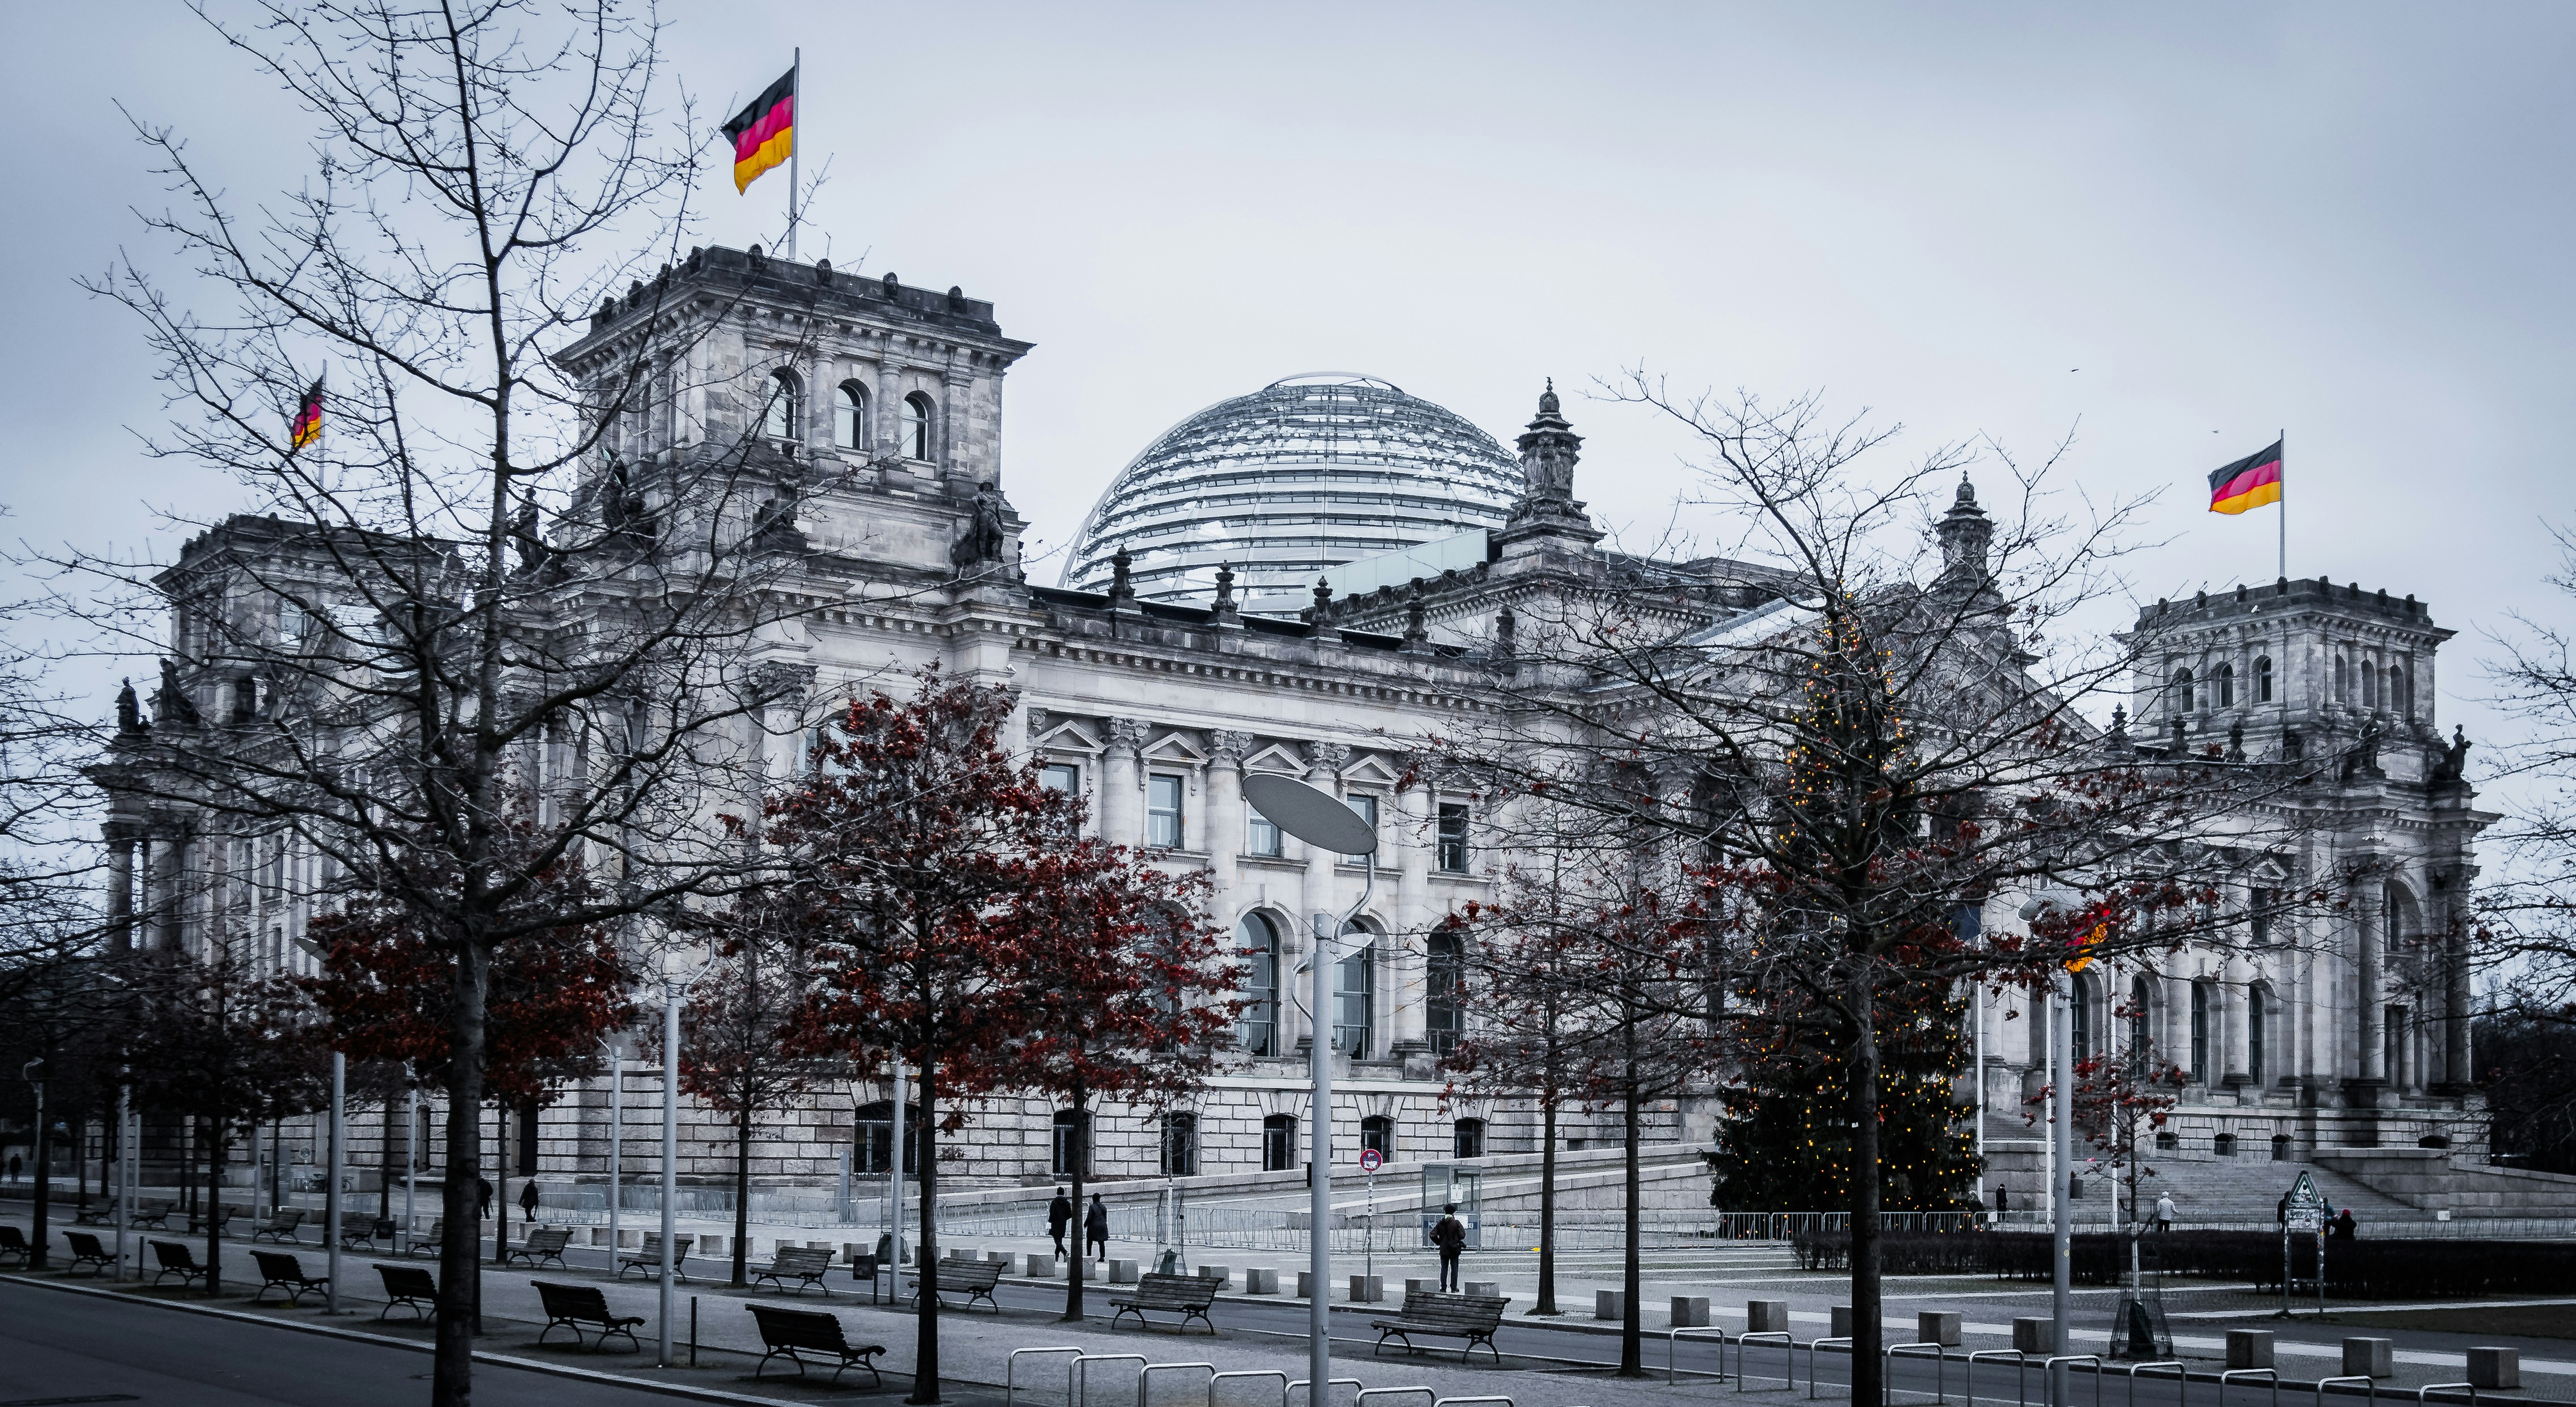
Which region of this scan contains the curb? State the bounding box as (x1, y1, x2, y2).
(0, 1271, 923, 1406)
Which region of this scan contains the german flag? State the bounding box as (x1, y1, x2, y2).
(288, 378, 323, 452)
(721, 68, 795, 195)
(2208, 439, 2283, 515)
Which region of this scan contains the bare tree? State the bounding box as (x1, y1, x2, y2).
(2482, 524, 2576, 1022)
(49, 7, 872, 1401)
(1427, 382, 2311, 1402)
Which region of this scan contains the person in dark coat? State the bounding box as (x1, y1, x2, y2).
(518, 1179, 541, 1221)
(1084, 1194, 1110, 1260)
(1431, 1203, 1467, 1291)
(475, 1175, 495, 1220)
(1047, 1186, 1074, 1257)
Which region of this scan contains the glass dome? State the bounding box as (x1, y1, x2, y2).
(1063, 374, 1523, 611)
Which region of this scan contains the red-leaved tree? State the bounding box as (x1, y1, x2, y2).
(766, 670, 1085, 1403)
(1008, 849, 1239, 1320)
(672, 917, 827, 1287)
(302, 820, 634, 1294)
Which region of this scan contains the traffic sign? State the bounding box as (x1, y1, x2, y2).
(1359, 1149, 1382, 1172)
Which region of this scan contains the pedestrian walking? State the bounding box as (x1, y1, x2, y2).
(475, 1175, 494, 1220)
(5, 1153, 18, 1185)
(1084, 1193, 1110, 1260)
(1048, 1185, 1074, 1257)
(1431, 1202, 1467, 1291)
(1994, 1185, 2010, 1223)
(518, 1179, 541, 1221)
(2153, 1193, 2175, 1233)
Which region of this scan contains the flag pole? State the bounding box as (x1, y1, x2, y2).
(786, 49, 801, 262)
(2277, 426, 2286, 581)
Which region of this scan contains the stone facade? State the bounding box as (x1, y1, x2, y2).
(88, 242, 2490, 1214)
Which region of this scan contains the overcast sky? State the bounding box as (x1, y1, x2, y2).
(3, 2, 2570, 781)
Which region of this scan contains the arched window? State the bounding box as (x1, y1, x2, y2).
(2070, 972, 2097, 1064)
(1159, 1112, 1198, 1176)
(2215, 662, 2235, 709)
(853, 1100, 922, 1175)
(834, 381, 869, 450)
(2247, 986, 2267, 1087)
(1236, 912, 1279, 1057)
(2335, 654, 2349, 702)
(763, 368, 801, 442)
(1051, 1108, 1093, 1179)
(1359, 1115, 1394, 1163)
(902, 391, 935, 461)
(2390, 663, 2411, 718)
(2254, 656, 2274, 704)
(2172, 669, 2195, 714)
(1333, 923, 1375, 1059)
(2189, 981, 2211, 1083)
(1453, 1117, 1487, 1159)
(1262, 1114, 1297, 1172)
(1426, 930, 1464, 1056)
(2361, 660, 2378, 710)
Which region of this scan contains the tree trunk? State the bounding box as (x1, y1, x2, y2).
(381, 1098, 395, 1221)
(203, 1117, 227, 1295)
(731, 1100, 753, 1287)
(1618, 1052, 1644, 1375)
(494, 1100, 509, 1266)
(1849, 963, 1884, 1407)
(1062, 1077, 1087, 1321)
(910, 1058, 941, 1405)
(432, 938, 490, 1407)
(1534, 1096, 1559, 1315)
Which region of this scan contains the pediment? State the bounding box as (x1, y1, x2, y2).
(1342, 754, 1403, 788)
(1242, 743, 1306, 775)
(1034, 719, 1104, 756)
(1143, 732, 1210, 767)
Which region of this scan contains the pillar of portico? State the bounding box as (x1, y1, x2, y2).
(1387, 769, 1434, 1068)
(1207, 732, 1251, 893)
(1102, 717, 1148, 847)
(1295, 743, 1349, 1056)
(2219, 954, 2253, 1098)
(755, 662, 815, 787)
(147, 827, 190, 953)
(104, 823, 138, 955)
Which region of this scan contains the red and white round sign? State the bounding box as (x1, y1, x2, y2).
(1359, 1149, 1382, 1172)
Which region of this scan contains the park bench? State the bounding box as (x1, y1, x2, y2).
(905, 1257, 1003, 1312)
(534, 1280, 645, 1352)
(74, 1204, 114, 1225)
(616, 1232, 693, 1282)
(62, 1230, 115, 1276)
(129, 1198, 174, 1229)
(1369, 1288, 1510, 1363)
(503, 1225, 574, 1270)
(340, 1217, 397, 1251)
(251, 1207, 307, 1243)
(189, 1205, 237, 1236)
(1108, 1272, 1220, 1334)
(748, 1304, 884, 1386)
(752, 1244, 836, 1297)
(0, 1225, 29, 1267)
(251, 1249, 331, 1306)
(374, 1263, 437, 1321)
(405, 1218, 443, 1257)
(148, 1239, 206, 1288)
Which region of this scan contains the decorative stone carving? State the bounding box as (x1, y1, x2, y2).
(1307, 742, 1349, 779)
(1210, 730, 1254, 768)
(949, 481, 1008, 568)
(1108, 717, 1151, 754)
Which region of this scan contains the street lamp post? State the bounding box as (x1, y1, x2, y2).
(1243, 774, 1378, 1404)
(659, 970, 683, 1367)
(602, 1038, 621, 1260)
(24, 1059, 47, 1272)
(326, 1049, 346, 1312)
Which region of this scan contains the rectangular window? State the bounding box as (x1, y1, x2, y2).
(1342, 793, 1378, 862)
(1147, 773, 1185, 848)
(2249, 887, 2272, 945)
(1437, 802, 1470, 872)
(1262, 1116, 1297, 1173)
(1247, 807, 1282, 857)
(1334, 936, 1374, 1059)
(1041, 762, 1080, 795)
(2189, 983, 2210, 1083)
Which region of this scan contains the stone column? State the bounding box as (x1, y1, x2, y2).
(1387, 772, 1434, 1068)
(2220, 955, 2253, 1098)
(148, 828, 190, 953)
(756, 663, 815, 787)
(1298, 743, 1349, 1055)
(104, 824, 138, 955)
(1207, 732, 1252, 892)
(1103, 718, 1148, 847)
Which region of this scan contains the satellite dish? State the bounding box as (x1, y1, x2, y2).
(1244, 773, 1377, 855)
